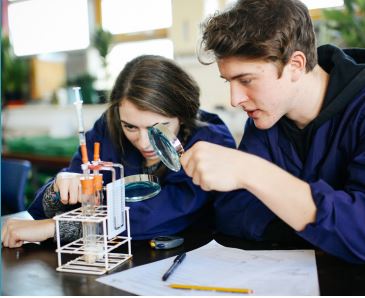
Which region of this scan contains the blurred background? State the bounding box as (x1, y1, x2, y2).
(1, 0, 365, 211)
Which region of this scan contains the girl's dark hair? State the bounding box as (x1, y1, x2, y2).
(106, 55, 201, 152)
(199, 0, 317, 76)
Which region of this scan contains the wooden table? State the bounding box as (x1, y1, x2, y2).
(2, 212, 365, 295)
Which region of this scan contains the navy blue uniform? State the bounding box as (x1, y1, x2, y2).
(28, 110, 236, 239)
(215, 45, 365, 263)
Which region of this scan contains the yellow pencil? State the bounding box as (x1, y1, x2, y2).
(169, 283, 253, 294)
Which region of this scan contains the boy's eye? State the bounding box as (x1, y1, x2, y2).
(240, 79, 252, 85)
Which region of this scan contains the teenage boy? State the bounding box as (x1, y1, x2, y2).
(181, 0, 365, 263)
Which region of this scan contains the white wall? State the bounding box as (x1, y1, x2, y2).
(177, 55, 246, 143)
(2, 104, 107, 139)
(176, 56, 230, 110)
(2, 102, 245, 145)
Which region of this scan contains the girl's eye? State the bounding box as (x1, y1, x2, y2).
(122, 124, 138, 132)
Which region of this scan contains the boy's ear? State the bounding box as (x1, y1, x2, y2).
(289, 51, 306, 81)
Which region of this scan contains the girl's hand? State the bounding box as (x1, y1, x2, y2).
(1, 218, 55, 248)
(54, 172, 82, 205)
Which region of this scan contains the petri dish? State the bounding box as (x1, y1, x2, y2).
(124, 174, 161, 202)
(148, 123, 184, 172)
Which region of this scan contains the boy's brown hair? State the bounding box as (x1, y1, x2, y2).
(199, 0, 318, 76)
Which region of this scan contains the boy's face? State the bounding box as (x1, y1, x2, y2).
(217, 56, 297, 130)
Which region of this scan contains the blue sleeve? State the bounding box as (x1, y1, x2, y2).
(28, 179, 54, 219)
(299, 138, 365, 263)
(216, 118, 365, 263)
(214, 119, 277, 239)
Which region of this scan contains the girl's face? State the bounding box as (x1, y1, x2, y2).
(119, 99, 180, 166)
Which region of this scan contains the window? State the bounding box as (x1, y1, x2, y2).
(101, 0, 172, 34)
(203, 0, 219, 17)
(8, 0, 89, 56)
(99, 39, 173, 89)
(94, 0, 174, 89)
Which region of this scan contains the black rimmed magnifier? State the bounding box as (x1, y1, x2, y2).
(124, 123, 184, 202)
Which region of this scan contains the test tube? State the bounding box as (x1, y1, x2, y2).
(93, 142, 105, 206)
(80, 176, 102, 263)
(94, 173, 104, 206)
(80, 176, 96, 216)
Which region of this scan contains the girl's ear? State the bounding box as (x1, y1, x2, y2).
(289, 51, 306, 82)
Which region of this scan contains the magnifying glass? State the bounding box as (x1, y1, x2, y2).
(124, 123, 184, 202)
(148, 123, 184, 172)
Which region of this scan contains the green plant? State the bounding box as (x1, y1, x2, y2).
(66, 73, 98, 104)
(1, 35, 30, 101)
(322, 0, 365, 47)
(92, 26, 113, 101)
(92, 26, 113, 70)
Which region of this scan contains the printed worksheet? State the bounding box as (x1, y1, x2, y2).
(97, 240, 319, 296)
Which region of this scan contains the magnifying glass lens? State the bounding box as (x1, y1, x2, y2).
(148, 124, 184, 172)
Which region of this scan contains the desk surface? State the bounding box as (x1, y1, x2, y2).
(2, 213, 365, 296)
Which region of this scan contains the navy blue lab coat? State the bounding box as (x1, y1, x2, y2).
(215, 45, 365, 263)
(28, 110, 236, 239)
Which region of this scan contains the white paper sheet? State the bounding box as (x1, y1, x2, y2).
(97, 240, 319, 296)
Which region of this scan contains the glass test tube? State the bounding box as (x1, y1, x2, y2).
(94, 173, 105, 206)
(93, 142, 105, 206)
(80, 176, 102, 263)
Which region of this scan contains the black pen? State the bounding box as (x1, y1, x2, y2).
(162, 252, 186, 281)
